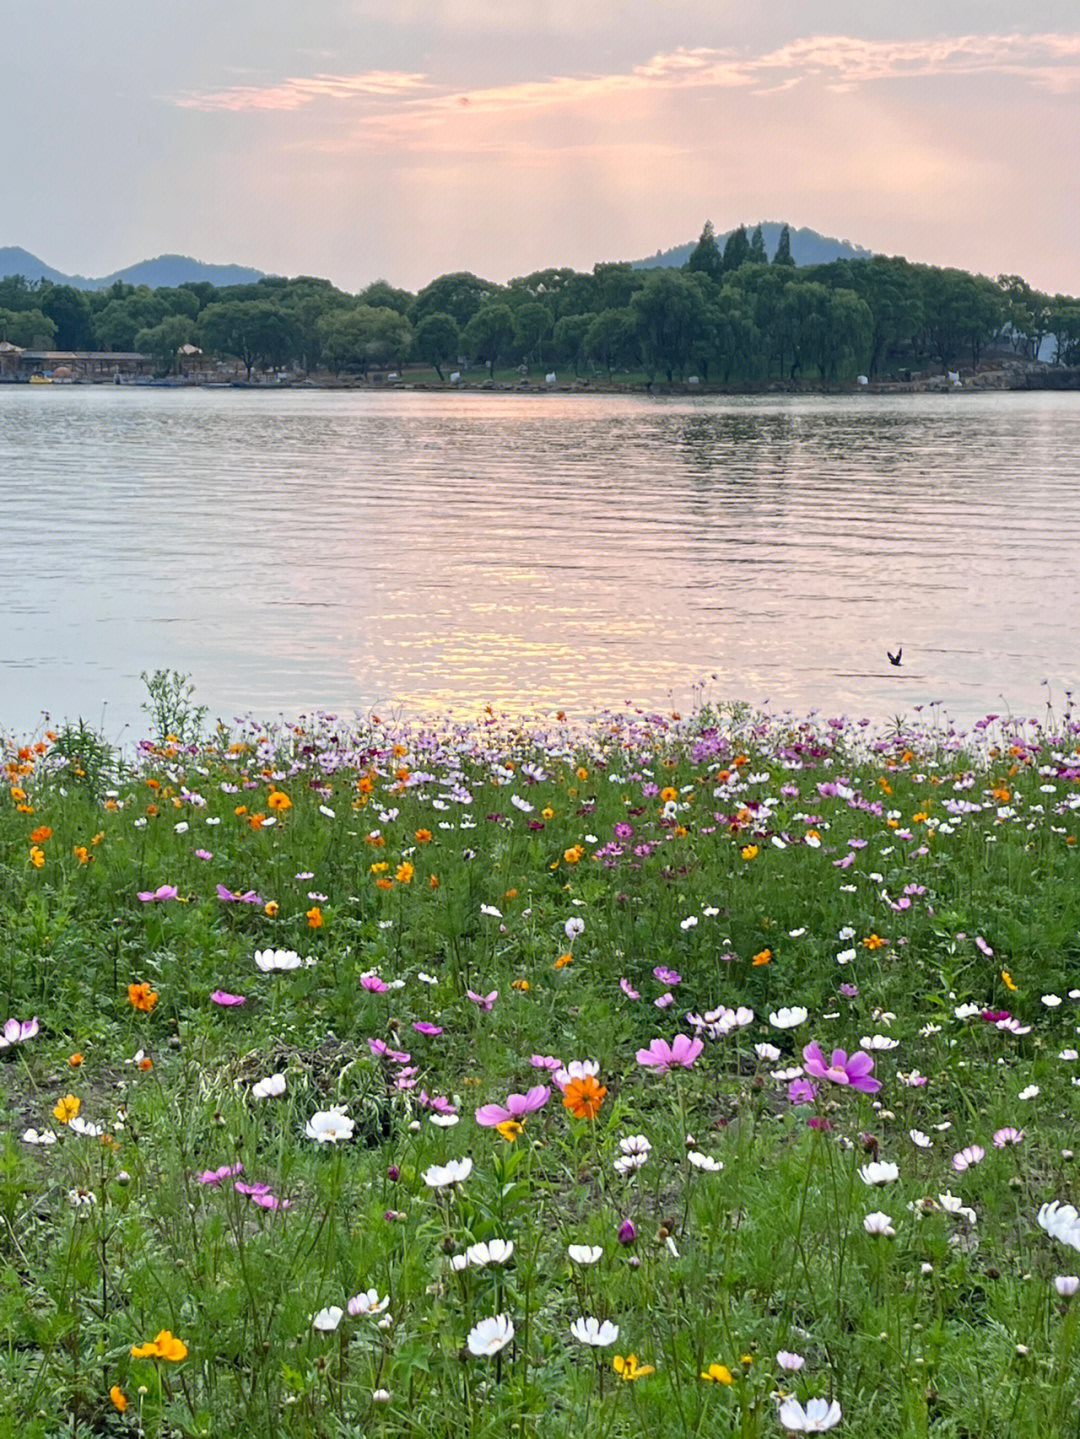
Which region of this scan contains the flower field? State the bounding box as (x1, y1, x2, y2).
(3, 696, 1080, 1437)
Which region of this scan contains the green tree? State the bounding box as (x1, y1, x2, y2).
(551, 313, 594, 375)
(38, 284, 94, 349)
(773, 224, 795, 267)
(0, 307, 57, 348)
(749, 226, 768, 265)
(412, 272, 495, 330)
(413, 312, 461, 381)
(686, 222, 724, 285)
(511, 302, 552, 367)
(462, 303, 514, 373)
(359, 280, 415, 316)
(134, 315, 196, 375)
(722, 225, 751, 275)
(630, 269, 704, 381)
(584, 308, 635, 376)
(198, 299, 300, 379)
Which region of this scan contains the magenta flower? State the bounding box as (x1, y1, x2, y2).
(235, 1181, 290, 1210)
(361, 974, 389, 993)
(368, 1038, 411, 1063)
(788, 1077, 818, 1104)
(619, 978, 640, 1000)
(530, 1054, 563, 1071)
(196, 1161, 243, 1185)
(137, 884, 179, 902)
(636, 1034, 704, 1073)
(216, 884, 264, 905)
(194, 849, 213, 861)
(617, 1218, 636, 1245)
(467, 989, 498, 1012)
(802, 1041, 882, 1094)
(653, 966, 682, 986)
(210, 990, 246, 1006)
(413, 1021, 443, 1036)
(475, 1085, 551, 1127)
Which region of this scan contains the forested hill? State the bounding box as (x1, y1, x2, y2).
(635, 223, 873, 270)
(0, 248, 264, 291)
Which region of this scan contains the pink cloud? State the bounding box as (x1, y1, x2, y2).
(176, 70, 430, 113)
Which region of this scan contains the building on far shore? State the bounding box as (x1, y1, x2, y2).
(0, 344, 153, 381)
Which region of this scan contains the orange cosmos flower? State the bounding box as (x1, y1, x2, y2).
(862, 934, 887, 951)
(73, 845, 92, 864)
(29, 825, 52, 843)
(751, 949, 772, 966)
(131, 1330, 188, 1362)
(512, 978, 530, 990)
(563, 845, 584, 865)
(128, 982, 158, 1012)
(396, 861, 414, 884)
(576, 767, 589, 781)
(495, 1119, 523, 1142)
(307, 905, 324, 927)
(415, 828, 433, 843)
(29, 846, 45, 868)
(248, 813, 266, 830)
(562, 1074, 607, 1120)
(68, 1053, 83, 1067)
(267, 790, 291, 811)
(660, 787, 678, 803)
(554, 953, 574, 969)
(109, 1386, 128, 1412)
(429, 874, 440, 889)
(357, 775, 374, 795)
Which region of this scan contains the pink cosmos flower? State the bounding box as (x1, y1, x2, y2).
(530, 1054, 563, 1072)
(993, 1127, 1025, 1147)
(467, 989, 498, 1012)
(653, 966, 682, 986)
(196, 1161, 243, 1185)
(1, 1017, 39, 1048)
(413, 1021, 443, 1036)
(788, 1077, 818, 1104)
(361, 974, 389, 993)
(368, 1038, 411, 1063)
(620, 979, 640, 1000)
(802, 1041, 882, 1094)
(235, 1180, 290, 1210)
(952, 1145, 985, 1171)
(475, 1085, 551, 1126)
(654, 992, 675, 1009)
(636, 1034, 704, 1073)
(137, 884, 179, 902)
(216, 884, 264, 905)
(210, 990, 246, 1006)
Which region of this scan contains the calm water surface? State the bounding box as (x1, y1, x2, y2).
(2, 387, 1078, 738)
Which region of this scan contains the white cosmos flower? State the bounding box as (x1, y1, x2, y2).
(430, 1113, 460, 1128)
(909, 1130, 933, 1148)
(570, 1316, 619, 1347)
(769, 1007, 808, 1029)
(467, 1314, 514, 1356)
(305, 1107, 355, 1143)
(755, 1042, 782, 1062)
(954, 1003, 981, 1019)
(22, 1128, 57, 1145)
(1019, 1084, 1040, 1100)
(567, 1244, 603, 1265)
(776, 1396, 842, 1432)
(859, 1161, 900, 1186)
(347, 1288, 390, 1316)
(1043, 994, 1063, 1007)
(860, 1034, 899, 1051)
(1055, 1275, 1080, 1296)
(688, 1151, 723, 1172)
(938, 1191, 978, 1224)
(618, 1134, 651, 1156)
(614, 1153, 648, 1175)
(252, 1072, 287, 1099)
(312, 1306, 344, 1332)
(1039, 1201, 1080, 1251)
(466, 1239, 514, 1267)
(423, 1157, 473, 1189)
(776, 1350, 805, 1371)
(68, 1116, 105, 1138)
(255, 948, 304, 972)
(864, 1211, 896, 1236)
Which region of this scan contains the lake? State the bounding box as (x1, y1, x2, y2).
(2, 386, 1078, 740)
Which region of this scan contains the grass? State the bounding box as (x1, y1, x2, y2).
(2, 690, 1080, 1437)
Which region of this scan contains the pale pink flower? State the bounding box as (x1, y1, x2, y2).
(636, 1034, 704, 1073)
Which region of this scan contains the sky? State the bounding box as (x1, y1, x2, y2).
(5, 1, 1080, 295)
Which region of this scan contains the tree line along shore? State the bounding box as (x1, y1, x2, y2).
(2, 222, 1079, 388)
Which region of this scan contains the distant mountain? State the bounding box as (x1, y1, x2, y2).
(0, 247, 265, 291)
(633, 222, 874, 271)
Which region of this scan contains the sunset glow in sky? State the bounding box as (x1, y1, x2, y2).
(7, 1, 1080, 294)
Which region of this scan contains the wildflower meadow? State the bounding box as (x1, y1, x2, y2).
(3, 685, 1080, 1437)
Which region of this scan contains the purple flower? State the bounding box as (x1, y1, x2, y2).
(788, 1077, 818, 1104)
(653, 966, 682, 986)
(838, 984, 859, 998)
(614, 822, 634, 839)
(387, 1165, 400, 1181)
(467, 989, 498, 1012)
(137, 884, 179, 903)
(196, 1161, 243, 1185)
(802, 1041, 882, 1094)
(617, 1218, 636, 1245)
(413, 1021, 443, 1036)
(636, 1034, 704, 1073)
(210, 990, 246, 1006)
(619, 978, 640, 1000)
(975, 935, 994, 956)
(0, 1017, 39, 1049)
(475, 1085, 551, 1126)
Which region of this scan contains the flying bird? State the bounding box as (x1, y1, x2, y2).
(887, 647, 902, 667)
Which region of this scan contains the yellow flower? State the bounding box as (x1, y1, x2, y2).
(73, 845, 92, 864)
(396, 861, 414, 884)
(109, 1386, 128, 1412)
(740, 845, 758, 861)
(541, 807, 554, 820)
(370, 861, 389, 874)
(267, 790, 291, 811)
(495, 1119, 523, 1142)
(263, 900, 279, 918)
(53, 1094, 81, 1124)
(68, 1053, 83, 1067)
(563, 845, 584, 865)
(512, 978, 530, 991)
(701, 1363, 733, 1384)
(660, 787, 678, 803)
(862, 933, 887, 951)
(1002, 969, 1017, 992)
(29, 846, 45, 868)
(307, 905, 324, 928)
(131, 1330, 188, 1362)
(553, 952, 574, 969)
(576, 766, 588, 781)
(613, 1353, 655, 1381)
